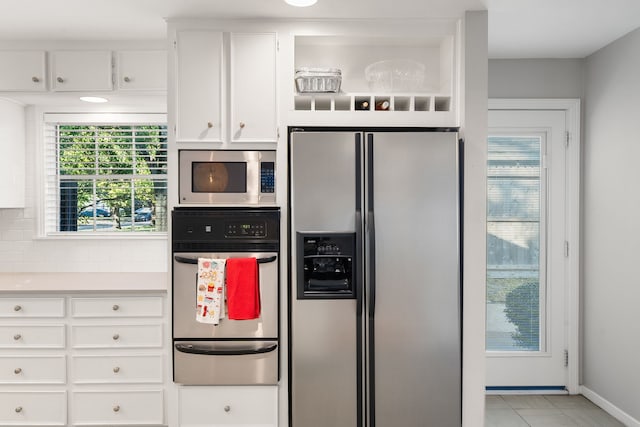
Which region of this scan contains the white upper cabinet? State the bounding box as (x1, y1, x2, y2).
(230, 32, 277, 143)
(116, 50, 167, 91)
(0, 51, 47, 91)
(0, 99, 25, 208)
(50, 50, 113, 92)
(175, 30, 223, 143)
(174, 30, 278, 144)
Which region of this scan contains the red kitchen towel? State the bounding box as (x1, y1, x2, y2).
(225, 257, 260, 320)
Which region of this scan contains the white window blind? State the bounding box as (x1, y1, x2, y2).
(43, 114, 168, 235)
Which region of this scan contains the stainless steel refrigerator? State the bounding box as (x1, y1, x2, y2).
(288, 129, 461, 427)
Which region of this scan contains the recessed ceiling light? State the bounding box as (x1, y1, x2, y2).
(285, 0, 317, 7)
(80, 96, 108, 103)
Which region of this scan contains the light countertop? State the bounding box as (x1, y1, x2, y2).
(0, 272, 168, 292)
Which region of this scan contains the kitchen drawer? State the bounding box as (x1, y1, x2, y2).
(0, 297, 65, 318)
(72, 354, 163, 384)
(71, 324, 162, 348)
(0, 325, 65, 348)
(0, 391, 66, 426)
(72, 390, 163, 425)
(0, 355, 66, 384)
(179, 386, 277, 426)
(70, 297, 162, 318)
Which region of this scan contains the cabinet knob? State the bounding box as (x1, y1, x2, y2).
(123, 76, 131, 83)
(113, 366, 120, 373)
(112, 333, 120, 341)
(15, 406, 22, 413)
(239, 122, 246, 129)
(207, 122, 214, 128)
(112, 304, 120, 311)
(31, 77, 40, 83)
(224, 405, 231, 412)
(56, 77, 64, 83)
(14, 305, 22, 312)
(113, 405, 120, 413)
(13, 334, 21, 341)
(14, 368, 22, 375)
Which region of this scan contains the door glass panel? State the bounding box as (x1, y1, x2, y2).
(486, 136, 543, 352)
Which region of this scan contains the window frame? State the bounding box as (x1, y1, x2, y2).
(39, 112, 168, 239)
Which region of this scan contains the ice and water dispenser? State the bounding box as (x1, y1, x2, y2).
(296, 233, 356, 299)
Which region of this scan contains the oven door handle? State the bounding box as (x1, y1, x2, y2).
(174, 342, 278, 356)
(173, 255, 277, 265)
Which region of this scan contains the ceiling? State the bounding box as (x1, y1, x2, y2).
(1, 0, 639, 59)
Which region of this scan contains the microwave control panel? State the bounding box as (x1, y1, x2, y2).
(260, 162, 275, 193)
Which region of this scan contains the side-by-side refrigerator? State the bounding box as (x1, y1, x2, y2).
(289, 129, 461, 427)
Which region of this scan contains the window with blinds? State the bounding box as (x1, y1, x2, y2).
(43, 114, 168, 235)
(486, 135, 545, 352)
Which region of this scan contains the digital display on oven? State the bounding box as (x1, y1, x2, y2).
(225, 221, 267, 237)
(192, 162, 247, 193)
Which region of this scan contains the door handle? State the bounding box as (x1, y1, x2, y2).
(175, 343, 277, 356)
(173, 255, 277, 265)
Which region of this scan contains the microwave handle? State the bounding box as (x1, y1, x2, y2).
(175, 342, 277, 356)
(174, 255, 277, 265)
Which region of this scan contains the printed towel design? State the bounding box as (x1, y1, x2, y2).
(226, 257, 260, 320)
(196, 258, 226, 325)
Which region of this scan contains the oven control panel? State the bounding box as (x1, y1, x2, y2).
(225, 221, 266, 238)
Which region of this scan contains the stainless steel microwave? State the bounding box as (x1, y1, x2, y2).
(179, 150, 276, 205)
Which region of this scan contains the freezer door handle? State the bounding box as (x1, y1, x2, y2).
(174, 342, 278, 356)
(174, 255, 277, 265)
(367, 133, 377, 318)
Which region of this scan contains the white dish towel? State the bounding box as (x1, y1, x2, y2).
(196, 258, 226, 325)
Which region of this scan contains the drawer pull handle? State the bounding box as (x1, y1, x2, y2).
(15, 406, 22, 413)
(112, 334, 120, 341)
(113, 366, 120, 373)
(123, 76, 131, 83)
(112, 304, 120, 311)
(113, 405, 120, 412)
(57, 77, 64, 83)
(224, 405, 231, 413)
(32, 76, 40, 83)
(14, 305, 22, 312)
(239, 121, 246, 129)
(13, 334, 22, 341)
(207, 122, 214, 128)
(14, 368, 22, 374)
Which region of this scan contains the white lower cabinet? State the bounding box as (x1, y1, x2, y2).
(0, 391, 67, 426)
(179, 386, 277, 427)
(72, 354, 163, 384)
(0, 355, 66, 384)
(72, 390, 164, 426)
(0, 294, 167, 427)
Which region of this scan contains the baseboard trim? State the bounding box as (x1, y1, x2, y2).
(581, 385, 640, 427)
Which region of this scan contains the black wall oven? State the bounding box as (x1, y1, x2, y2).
(172, 207, 280, 385)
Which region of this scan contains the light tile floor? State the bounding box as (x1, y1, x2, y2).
(486, 395, 625, 427)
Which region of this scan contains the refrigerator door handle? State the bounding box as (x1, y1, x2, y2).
(367, 133, 376, 318)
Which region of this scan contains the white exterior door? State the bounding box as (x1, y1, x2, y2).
(486, 103, 579, 391)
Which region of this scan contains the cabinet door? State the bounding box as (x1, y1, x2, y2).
(176, 31, 223, 142)
(50, 50, 113, 91)
(0, 99, 25, 208)
(0, 51, 47, 91)
(230, 33, 277, 143)
(116, 50, 167, 91)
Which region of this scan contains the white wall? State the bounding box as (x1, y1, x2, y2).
(489, 58, 584, 99)
(0, 105, 167, 272)
(582, 26, 640, 422)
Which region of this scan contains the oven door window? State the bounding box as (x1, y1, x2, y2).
(192, 162, 246, 193)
